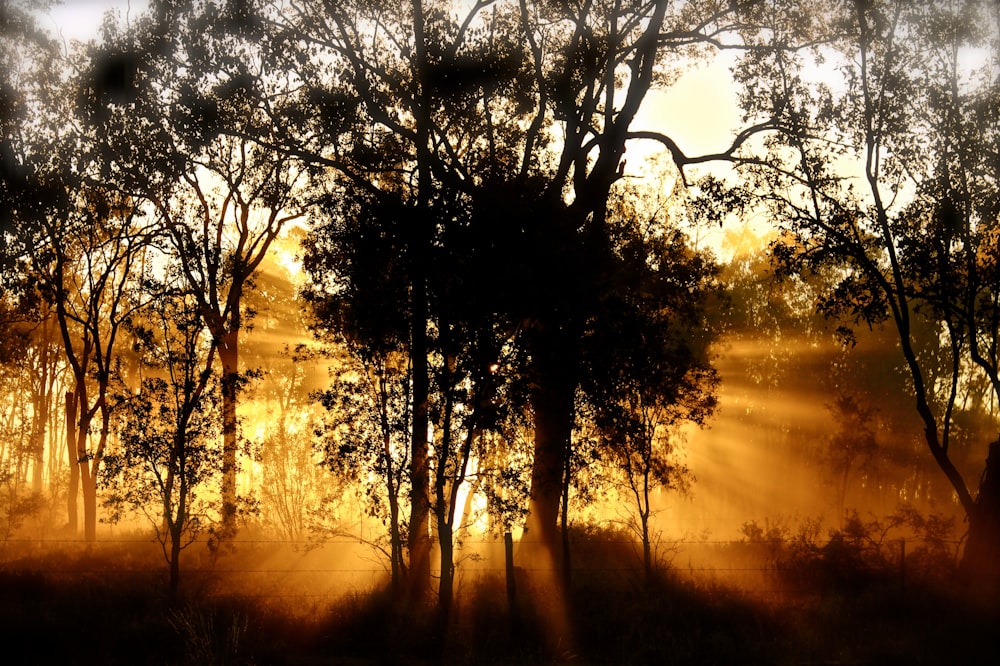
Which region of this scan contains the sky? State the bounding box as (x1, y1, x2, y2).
(34, 0, 746, 257)
(36, 0, 149, 43)
(36, 0, 741, 151)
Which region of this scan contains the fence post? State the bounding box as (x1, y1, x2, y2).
(504, 531, 519, 638)
(504, 531, 516, 606)
(899, 538, 906, 593)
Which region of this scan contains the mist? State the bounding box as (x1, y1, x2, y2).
(4, 0, 1000, 663)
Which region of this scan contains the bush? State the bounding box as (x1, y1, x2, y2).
(739, 505, 960, 594)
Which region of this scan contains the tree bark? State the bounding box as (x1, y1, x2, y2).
(407, 0, 433, 605)
(436, 515, 454, 619)
(523, 326, 577, 576)
(963, 439, 1000, 601)
(30, 335, 52, 491)
(76, 404, 98, 542)
(218, 333, 240, 535)
(407, 275, 431, 603)
(65, 391, 78, 534)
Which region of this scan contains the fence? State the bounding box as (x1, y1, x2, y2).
(0, 532, 964, 604)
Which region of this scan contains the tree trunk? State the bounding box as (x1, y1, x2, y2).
(436, 514, 454, 621)
(963, 439, 1000, 602)
(48, 391, 61, 502)
(407, 276, 431, 603)
(30, 350, 51, 492)
(65, 391, 78, 534)
(641, 512, 652, 579)
(169, 533, 181, 598)
(523, 331, 576, 576)
(169, 507, 183, 599)
(520, 334, 577, 656)
(408, 0, 433, 606)
(388, 491, 404, 598)
(641, 469, 653, 579)
(218, 335, 239, 535)
(379, 370, 406, 598)
(81, 403, 113, 543)
(30, 423, 46, 492)
(170, 455, 185, 600)
(76, 409, 97, 542)
(560, 444, 572, 588)
(80, 464, 97, 542)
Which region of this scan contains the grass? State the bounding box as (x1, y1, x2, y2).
(0, 533, 996, 665)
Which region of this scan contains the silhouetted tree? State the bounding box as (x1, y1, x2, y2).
(89, 4, 313, 535)
(579, 184, 721, 578)
(312, 343, 413, 598)
(824, 393, 879, 526)
(732, 0, 1000, 592)
(304, 184, 419, 599)
(107, 280, 221, 597)
(1, 0, 76, 531)
(279, 3, 765, 604)
(27, 181, 152, 540)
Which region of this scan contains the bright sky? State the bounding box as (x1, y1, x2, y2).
(37, 0, 739, 145)
(635, 56, 741, 160)
(37, 0, 149, 43)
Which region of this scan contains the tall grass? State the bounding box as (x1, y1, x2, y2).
(0, 521, 995, 664)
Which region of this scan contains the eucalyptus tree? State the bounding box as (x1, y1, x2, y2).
(107, 277, 221, 597)
(730, 0, 1000, 587)
(35, 187, 155, 541)
(0, 311, 45, 540)
(272, 2, 766, 602)
(88, 4, 314, 535)
(242, 265, 329, 543)
(283, 0, 537, 603)
(1, 1, 71, 514)
(9, 34, 158, 540)
(312, 340, 413, 598)
(303, 175, 525, 613)
(4, 4, 161, 540)
(304, 182, 421, 598)
(425, 206, 530, 619)
(0, 297, 63, 532)
(578, 183, 721, 578)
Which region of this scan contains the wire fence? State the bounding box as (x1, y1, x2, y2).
(0, 532, 963, 603)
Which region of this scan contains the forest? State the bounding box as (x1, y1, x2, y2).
(2, 0, 999, 663)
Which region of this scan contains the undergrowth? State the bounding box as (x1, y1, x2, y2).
(0, 515, 995, 665)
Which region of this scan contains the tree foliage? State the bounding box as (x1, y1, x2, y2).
(732, 0, 1000, 584)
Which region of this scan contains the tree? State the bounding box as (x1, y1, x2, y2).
(312, 345, 413, 599)
(28, 180, 151, 540)
(0, 296, 60, 539)
(579, 181, 721, 579)
(244, 274, 330, 543)
(279, 2, 763, 601)
(275, 0, 495, 602)
(1, 1, 75, 532)
(732, 0, 1000, 591)
(90, 3, 312, 535)
(304, 184, 422, 599)
(152, 130, 308, 535)
(824, 393, 879, 525)
(107, 279, 221, 597)
(0, 306, 47, 541)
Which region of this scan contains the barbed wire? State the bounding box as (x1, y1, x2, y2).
(0, 535, 967, 547)
(0, 533, 953, 585)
